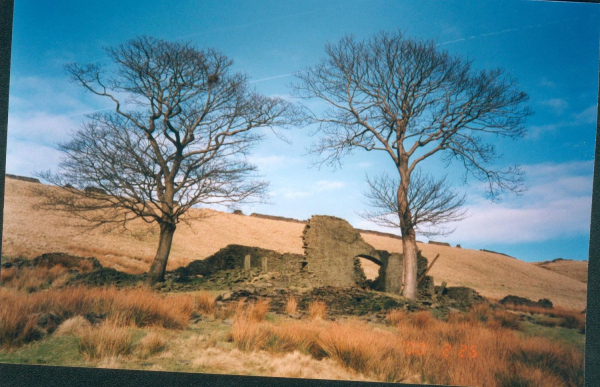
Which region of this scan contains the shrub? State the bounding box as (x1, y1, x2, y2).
(560, 315, 585, 331)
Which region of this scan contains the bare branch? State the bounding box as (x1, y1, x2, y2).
(39, 36, 305, 284)
(360, 171, 468, 238)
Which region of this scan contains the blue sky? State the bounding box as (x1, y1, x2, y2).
(6, 0, 600, 262)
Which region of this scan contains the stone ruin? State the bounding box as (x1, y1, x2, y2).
(177, 215, 434, 295)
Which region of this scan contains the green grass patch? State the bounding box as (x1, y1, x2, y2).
(519, 321, 585, 351)
(0, 335, 86, 366)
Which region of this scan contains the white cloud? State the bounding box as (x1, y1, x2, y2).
(526, 124, 558, 139)
(5, 139, 62, 177)
(448, 196, 591, 243)
(9, 76, 91, 113)
(8, 111, 77, 144)
(275, 187, 313, 199)
(272, 179, 345, 199)
(539, 78, 556, 89)
(540, 98, 568, 115)
(444, 160, 593, 244)
(315, 180, 345, 191)
(574, 104, 598, 124)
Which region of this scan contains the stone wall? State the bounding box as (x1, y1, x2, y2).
(6, 174, 40, 183)
(177, 214, 432, 295)
(428, 241, 451, 247)
(302, 215, 382, 287)
(249, 213, 308, 224)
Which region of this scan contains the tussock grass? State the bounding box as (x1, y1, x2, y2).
(0, 265, 71, 292)
(136, 330, 168, 359)
(502, 303, 585, 332)
(230, 306, 584, 386)
(54, 316, 92, 337)
(308, 301, 327, 320)
(0, 286, 195, 349)
(443, 303, 523, 332)
(78, 319, 133, 360)
(285, 295, 298, 315)
(195, 292, 216, 316)
(215, 298, 246, 320)
(231, 299, 271, 323)
(0, 266, 18, 282)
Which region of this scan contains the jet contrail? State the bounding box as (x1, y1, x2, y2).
(437, 18, 579, 46)
(249, 73, 294, 84)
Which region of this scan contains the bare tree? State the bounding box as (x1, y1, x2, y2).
(293, 31, 531, 300)
(37, 36, 302, 285)
(362, 170, 467, 238)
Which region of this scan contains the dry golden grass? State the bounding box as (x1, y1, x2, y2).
(501, 303, 586, 332)
(308, 301, 327, 320)
(0, 265, 71, 292)
(54, 316, 92, 337)
(0, 285, 195, 349)
(233, 299, 271, 323)
(181, 343, 369, 381)
(230, 309, 584, 386)
(195, 292, 216, 316)
(0, 266, 18, 282)
(361, 233, 587, 310)
(533, 259, 588, 283)
(357, 257, 380, 280)
(78, 319, 134, 360)
(0, 289, 42, 349)
(215, 298, 246, 321)
(285, 295, 298, 315)
(136, 330, 169, 359)
(2, 178, 304, 273)
(2, 178, 587, 309)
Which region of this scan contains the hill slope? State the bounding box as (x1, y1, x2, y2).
(1, 178, 588, 309)
(533, 259, 588, 284)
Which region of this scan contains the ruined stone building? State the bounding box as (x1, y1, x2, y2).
(177, 215, 433, 295)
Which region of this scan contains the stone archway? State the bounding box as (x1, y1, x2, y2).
(355, 254, 384, 282)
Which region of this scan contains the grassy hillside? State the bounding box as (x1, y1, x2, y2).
(1, 177, 588, 309)
(533, 259, 588, 284)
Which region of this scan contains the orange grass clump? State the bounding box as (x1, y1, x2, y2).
(232, 299, 271, 323)
(0, 286, 195, 349)
(501, 303, 585, 332)
(195, 292, 216, 316)
(285, 294, 298, 315)
(78, 319, 134, 360)
(0, 265, 71, 292)
(308, 301, 327, 320)
(136, 330, 168, 359)
(230, 309, 584, 386)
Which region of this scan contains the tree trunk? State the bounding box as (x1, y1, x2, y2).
(147, 222, 176, 286)
(397, 164, 418, 300)
(401, 227, 419, 300)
